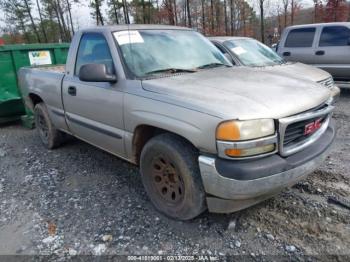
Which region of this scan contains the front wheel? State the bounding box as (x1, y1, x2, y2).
(140, 133, 206, 220)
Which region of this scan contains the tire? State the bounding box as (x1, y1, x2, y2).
(140, 133, 206, 220)
(34, 103, 64, 149)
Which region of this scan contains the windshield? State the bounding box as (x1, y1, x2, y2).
(223, 39, 285, 67)
(113, 29, 231, 78)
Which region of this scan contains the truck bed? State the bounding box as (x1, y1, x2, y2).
(18, 65, 66, 115)
(30, 65, 65, 73)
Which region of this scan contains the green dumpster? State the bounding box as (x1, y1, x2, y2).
(0, 43, 70, 127)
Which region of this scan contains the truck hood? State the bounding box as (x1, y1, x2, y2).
(252, 62, 331, 83)
(141, 67, 331, 120)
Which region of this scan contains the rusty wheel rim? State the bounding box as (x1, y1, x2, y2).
(151, 155, 185, 205)
(37, 111, 49, 141)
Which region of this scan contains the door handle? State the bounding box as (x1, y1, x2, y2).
(283, 51, 291, 56)
(315, 50, 325, 56)
(68, 86, 77, 96)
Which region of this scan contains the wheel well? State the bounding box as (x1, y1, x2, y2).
(132, 125, 196, 165)
(29, 93, 43, 108)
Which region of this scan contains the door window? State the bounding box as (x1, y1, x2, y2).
(285, 28, 316, 48)
(319, 26, 350, 47)
(75, 33, 114, 76)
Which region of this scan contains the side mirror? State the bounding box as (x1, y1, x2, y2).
(79, 64, 117, 83)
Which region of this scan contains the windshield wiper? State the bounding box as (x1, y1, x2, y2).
(197, 63, 231, 69)
(145, 68, 197, 75)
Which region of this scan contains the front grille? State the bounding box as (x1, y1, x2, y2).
(318, 77, 334, 89)
(278, 103, 334, 156)
(283, 115, 328, 146)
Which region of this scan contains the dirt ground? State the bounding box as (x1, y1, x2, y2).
(0, 91, 349, 260)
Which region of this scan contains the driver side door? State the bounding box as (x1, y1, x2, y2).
(62, 32, 126, 158)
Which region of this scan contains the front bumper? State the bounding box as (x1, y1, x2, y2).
(198, 124, 335, 213)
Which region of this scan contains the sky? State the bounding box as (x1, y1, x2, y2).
(71, 1, 101, 29)
(0, 1, 97, 32)
(0, 0, 315, 33)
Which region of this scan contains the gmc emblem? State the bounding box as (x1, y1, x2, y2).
(304, 118, 322, 135)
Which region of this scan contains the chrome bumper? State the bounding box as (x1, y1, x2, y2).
(198, 135, 333, 213)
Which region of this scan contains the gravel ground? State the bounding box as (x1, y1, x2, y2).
(0, 92, 350, 260)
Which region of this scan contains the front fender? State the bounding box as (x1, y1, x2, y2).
(124, 93, 221, 158)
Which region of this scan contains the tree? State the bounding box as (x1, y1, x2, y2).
(282, 0, 289, 27)
(173, 0, 177, 24)
(56, 0, 70, 39)
(313, 0, 324, 22)
(324, 0, 349, 22)
(223, 0, 228, 35)
(41, 0, 65, 42)
(36, 0, 48, 42)
(65, 0, 77, 35)
(275, 4, 283, 34)
(90, 0, 104, 25)
(108, 0, 120, 24)
(122, 0, 130, 23)
(259, 0, 265, 43)
(0, 0, 31, 42)
(37, 0, 73, 42)
(215, 0, 221, 33)
(186, 0, 192, 27)
(201, 0, 205, 33)
(290, 0, 301, 25)
(210, 0, 214, 33)
(0, 0, 288, 45)
(0, 0, 73, 43)
(141, 0, 146, 23)
(23, 0, 42, 42)
(239, 0, 248, 36)
(230, 0, 234, 35)
(130, 0, 155, 23)
(163, 0, 175, 25)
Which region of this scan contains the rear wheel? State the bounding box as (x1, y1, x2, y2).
(34, 103, 64, 149)
(140, 133, 206, 220)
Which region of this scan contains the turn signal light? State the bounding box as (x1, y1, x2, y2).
(216, 121, 240, 140)
(225, 144, 275, 157)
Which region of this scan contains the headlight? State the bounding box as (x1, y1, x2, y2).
(216, 119, 277, 158)
(216, 119, 275, 141)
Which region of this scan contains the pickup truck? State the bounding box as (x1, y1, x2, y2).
(19, 25, 336, 220)
(277, 22, 350, 89)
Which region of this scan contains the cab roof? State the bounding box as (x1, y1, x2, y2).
(79, 24, 192, 33)
(285, 22, 350, 30)
(208, 36, 253, 43)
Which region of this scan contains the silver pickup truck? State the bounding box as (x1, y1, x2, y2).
(19, 25, 336, 220)
(210, 36, 340, 99)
